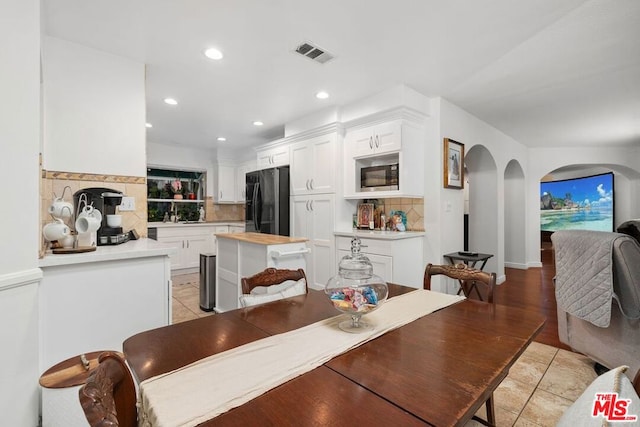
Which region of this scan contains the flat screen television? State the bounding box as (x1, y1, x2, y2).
(540, 172, 614, 233)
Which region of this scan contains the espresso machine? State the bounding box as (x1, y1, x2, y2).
(74, 187, 129, 245)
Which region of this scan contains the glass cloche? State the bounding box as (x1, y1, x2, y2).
(325, 237, 388, 332)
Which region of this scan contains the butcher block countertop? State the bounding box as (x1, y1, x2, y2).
(215, 232, 308, 245)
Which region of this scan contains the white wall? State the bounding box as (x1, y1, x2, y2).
(42, 36, 146, 177)
(437, 98, 529, 283)
(0, 0, 41, 425)
(504, 160, 526, 268)
(527, 146, 640, 265)
(147, 141, 217, 197)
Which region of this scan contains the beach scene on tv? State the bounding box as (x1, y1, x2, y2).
(540, 172, 614, 232)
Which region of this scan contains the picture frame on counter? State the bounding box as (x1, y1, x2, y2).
(357, 203, 374, 229)
(443, 138, 464, 189)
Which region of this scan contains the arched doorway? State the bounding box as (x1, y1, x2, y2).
(465, 145, 499, 275)
(504, 160, 526, 268)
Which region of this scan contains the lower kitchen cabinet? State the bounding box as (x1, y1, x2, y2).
(156, 225, 216, 271)
(335, 233, 424, 288)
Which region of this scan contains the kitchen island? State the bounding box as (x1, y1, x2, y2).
(38, 238, 175, 373)
(215, 232, 309, 312)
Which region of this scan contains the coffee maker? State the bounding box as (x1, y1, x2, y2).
(74, 187, 129, 245)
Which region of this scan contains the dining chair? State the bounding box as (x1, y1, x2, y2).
(78, 351, 137, 427)
(424, 262, 497, 426)
(424, 262, 496, 304)
(240, 268, 308, 307)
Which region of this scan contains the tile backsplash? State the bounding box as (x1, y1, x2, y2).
(377, 198, 424, 231)
(204, 197, 245, 222)
(40, 170, 148, 257)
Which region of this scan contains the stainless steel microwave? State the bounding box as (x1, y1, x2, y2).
(360, 163, 399, 191)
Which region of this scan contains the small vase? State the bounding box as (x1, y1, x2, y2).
(173, 194, 183, 200)
(188, 193, 196, 200)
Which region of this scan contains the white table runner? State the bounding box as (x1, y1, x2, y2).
(138, 289, 464, 427)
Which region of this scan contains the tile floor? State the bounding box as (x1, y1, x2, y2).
(171, 273, 597, 426)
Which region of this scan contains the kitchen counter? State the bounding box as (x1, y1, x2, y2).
(216, 232, 308, 245)
(38, 238, 176, 268)
(334, 230, 425, 240)
(148, 221, 244, 228)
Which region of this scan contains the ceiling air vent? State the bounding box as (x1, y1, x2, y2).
(294, 42, 334, 64)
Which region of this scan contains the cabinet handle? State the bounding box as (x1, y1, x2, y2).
(310, 178, 314, 189)
(369, 136, 373, 149)
(187, 241, 190, 249)
(310, 200, 314, 211)
(182, 241, 185, 249)
(305, 179, 310, 190)
(220, 191, 222, 199)
(375, 135, 380, 148)
(306, 200, 310, 211)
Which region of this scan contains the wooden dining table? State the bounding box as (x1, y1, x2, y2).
(123, 284, 545, 426)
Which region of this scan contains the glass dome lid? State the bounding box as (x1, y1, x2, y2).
(325, 237, 388, 333)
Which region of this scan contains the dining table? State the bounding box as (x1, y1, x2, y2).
(123, 284, 545, 426)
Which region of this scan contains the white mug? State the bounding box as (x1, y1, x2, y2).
(60, 234, 76, 248)
(48, 198, 73, 219)
(43, 218, 70, 241)
(76, 215, 101, 234)
(106, 214, 122, 227)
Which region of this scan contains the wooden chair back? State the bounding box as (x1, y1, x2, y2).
(424, 263, 496, 304)
(241, 268, 308, 294)
(79, 351, 137, 427)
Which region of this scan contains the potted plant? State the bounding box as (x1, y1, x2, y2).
(171, 179, 183, 199)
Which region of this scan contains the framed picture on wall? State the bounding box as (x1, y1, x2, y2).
(443, 138, 464, 189)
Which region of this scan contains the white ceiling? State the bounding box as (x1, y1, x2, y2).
(43, 0, 640, 151)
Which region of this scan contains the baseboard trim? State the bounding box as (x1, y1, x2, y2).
(496, 274, 506, 285)
(0, 268, 43, 291)
(505, 262, 528, 270)
(527, 261, 543, 268)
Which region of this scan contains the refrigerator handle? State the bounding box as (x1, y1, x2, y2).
(253, 181, 260, 231)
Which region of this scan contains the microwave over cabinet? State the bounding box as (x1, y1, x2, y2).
(360, 163, 399, 192)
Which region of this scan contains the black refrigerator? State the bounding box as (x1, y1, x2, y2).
(245, 166, 290, 236)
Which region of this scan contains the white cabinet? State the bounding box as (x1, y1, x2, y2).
(229, 225, 245, 233)
(335, 234, 424, 287)
(290, 133, 336, 195)
(291, 194, 335, 290)
(235, 164, 249, 202)
(343, 117, 425, 199)
(216, 164, 236, 203)
(256, 144, 290, 170)
(350, 120, 402, 157)
(157, 226, 216, 271)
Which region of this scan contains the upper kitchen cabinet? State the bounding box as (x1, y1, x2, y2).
(235, 160, 256, 202)
(290, 133, 336, 195)
(350, 120, 402, 157)
(343, 114, 426, 199)
(256, 144, 290, 170)
(216, 163, 236, 203)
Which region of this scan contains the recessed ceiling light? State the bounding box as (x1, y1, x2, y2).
(164, 98, 178, 105)
(145, 123, 153, 128)
(204, 48, 223, 60)
(253, 121, 264, 126)
(316, 91, 329, 99)
(217, 137, 227, 142)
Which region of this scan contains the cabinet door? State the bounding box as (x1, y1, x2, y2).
(256, 150, 273, 170)
(349, 121, 401, 157)
(310, 134, 335, 193)
(157, 236, 185, 270)
(308, 194, 335, 289)
(235, 165, 246, 202)
(217, 165, 235, 202)
(183, 235, 209, 269)
(373, 120, 401, 154)
(271, 146, 290, 167)
(290, 196, 311, 240)
(290, 142, 312, 195)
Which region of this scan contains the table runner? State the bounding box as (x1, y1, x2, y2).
(138, 289, 464, 427)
